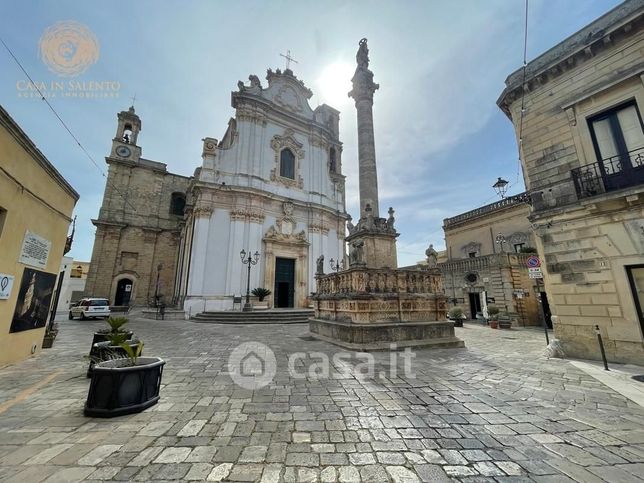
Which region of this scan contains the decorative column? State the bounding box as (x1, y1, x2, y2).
(346, 38, 398, 270)
(349, 38, 380, 218)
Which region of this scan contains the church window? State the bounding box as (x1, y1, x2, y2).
(329, 147, 337, 173)
(280, 148, 295, 179)
(468, 252, 477, 258)
(170, 192, 186, 216)
(513, 243, 525, 253)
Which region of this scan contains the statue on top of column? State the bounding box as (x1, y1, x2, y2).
(357, 38, 369, 69)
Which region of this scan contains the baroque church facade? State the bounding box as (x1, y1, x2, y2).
(84, 68, 346, 313)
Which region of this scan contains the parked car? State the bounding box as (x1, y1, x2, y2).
(69, 298, 111, 320)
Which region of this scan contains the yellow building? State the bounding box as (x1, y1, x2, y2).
(498, 0, 644, 363)
(0, 105, 78, 366)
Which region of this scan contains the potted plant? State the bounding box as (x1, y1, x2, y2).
(251, 288, 272, 309)
(448, 307, 465, 327)
(487, 305, 500, 329)
(91, 316, 133, 347)
(498, 312, 513, 329)
(84, 337, 165, 418)
(87, 317, 138, 377)
(42, 323, 59, 349)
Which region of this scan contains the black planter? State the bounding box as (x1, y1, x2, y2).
(87, 340, 141, 377)
(84, 357, 165, 417)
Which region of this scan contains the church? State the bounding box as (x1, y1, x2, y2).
(84, 67, 347, 314)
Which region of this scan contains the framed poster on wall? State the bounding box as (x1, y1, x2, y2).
(10, 268, 57, 333)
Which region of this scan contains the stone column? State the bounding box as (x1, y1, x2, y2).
(349, 38, 380, 218)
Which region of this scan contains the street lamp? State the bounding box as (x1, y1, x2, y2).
(329, 257, 345, 273)
(240, 249, 260, 312)
(492, 177, 509, 199)
(495, 233, 507, 253)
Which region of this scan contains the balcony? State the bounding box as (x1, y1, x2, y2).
(571, 147, 644, 200)
(438, 252, 533, 273)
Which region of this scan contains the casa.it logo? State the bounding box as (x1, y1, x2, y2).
(228, 342, 277, 390)
(38, 20, 99, 77)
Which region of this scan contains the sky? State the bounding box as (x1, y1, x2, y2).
(0, 0, 623, 267)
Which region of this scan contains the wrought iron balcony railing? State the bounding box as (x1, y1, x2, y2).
(571, 146, 644, 200)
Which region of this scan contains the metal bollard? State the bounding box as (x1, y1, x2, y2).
(594, 325, 609, 371)
(537, 292, 550, 346)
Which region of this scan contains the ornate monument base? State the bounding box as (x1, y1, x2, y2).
(310, 267, 464, 351)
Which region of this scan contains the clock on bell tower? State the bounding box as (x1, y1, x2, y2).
(109, 105, 142, 162)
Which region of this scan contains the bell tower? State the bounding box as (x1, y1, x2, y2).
(109, 106, 142, 162)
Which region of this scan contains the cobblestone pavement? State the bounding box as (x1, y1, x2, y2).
(0, 317, 643, 482)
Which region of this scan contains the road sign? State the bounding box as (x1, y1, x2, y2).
(0, 274, 15, 299)
(528, 267, 543, 279)
(526, 255, 541, 268)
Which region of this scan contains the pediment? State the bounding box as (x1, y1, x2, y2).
(262, 69, 314, 118)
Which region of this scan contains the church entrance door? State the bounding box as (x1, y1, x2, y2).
(115, 278, 133, 306)
(468, 292, 482, 319)
(274, 257, 295, 308)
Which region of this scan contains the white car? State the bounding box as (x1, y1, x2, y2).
(69, 298, 111, 320)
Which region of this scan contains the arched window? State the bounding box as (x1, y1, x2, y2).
(280, 148, 295, 179)
(123, 123, 132, 144)
(329, 147, 337, 173)
(170, 192, 186, 216)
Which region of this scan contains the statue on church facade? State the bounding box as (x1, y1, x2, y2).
(316, 254, 325, 275)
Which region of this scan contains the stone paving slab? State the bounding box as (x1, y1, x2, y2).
(0, 317, 643, 482)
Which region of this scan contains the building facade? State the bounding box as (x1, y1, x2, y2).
(439, 193, 547, 326)
(0, 105, 78, 366)
(53, 258, 90, 317)
(498, 0, 644, 363)
(86, 68, 346, 314)
(84, 106, 191, 308)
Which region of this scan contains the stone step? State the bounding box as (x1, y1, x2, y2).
(192, 309, 314, 324)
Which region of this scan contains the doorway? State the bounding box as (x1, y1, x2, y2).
(115, 278, 133, 306)
(468, 292, 482, 319)
(274, 258, 295, 308)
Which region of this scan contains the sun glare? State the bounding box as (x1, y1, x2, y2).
(316, 61, 354, 109)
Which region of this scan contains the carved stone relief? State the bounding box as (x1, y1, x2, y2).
(461, 242, 481, 258)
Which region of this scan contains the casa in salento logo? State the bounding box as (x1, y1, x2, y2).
(16, 20, 120, 99)
(39, 20, 99, 77)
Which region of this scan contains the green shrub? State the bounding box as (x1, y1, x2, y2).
(251, 288, 272, 301)
(106, 316, 129, 333)
(487, 305, 500, 319)
(448, 307, 464, 320)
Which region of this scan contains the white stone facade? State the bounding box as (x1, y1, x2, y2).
(177, 69, 346, 313)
